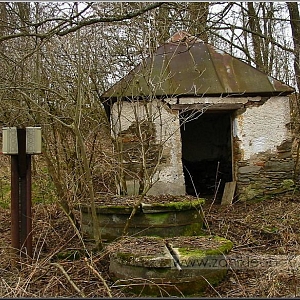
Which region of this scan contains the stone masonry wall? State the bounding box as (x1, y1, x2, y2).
(233, 96, 294, 201)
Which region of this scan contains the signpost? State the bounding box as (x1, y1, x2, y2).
(2, 127, 41, 258)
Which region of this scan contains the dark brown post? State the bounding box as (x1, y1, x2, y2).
(26, 155, 32, 258)
(17, 129, 27, 256)
(11, 155, 19, 252)
(3, 126, 39, 260)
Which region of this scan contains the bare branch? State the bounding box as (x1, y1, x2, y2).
(57, 2, 165, 36)
(0, 2, 165, 42)
(52, 263, 86, 297)
(209, 24, 294, 53)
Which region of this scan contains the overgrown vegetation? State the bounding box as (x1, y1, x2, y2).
(0, 190, 299, 297)
(0, 2, 300, 297)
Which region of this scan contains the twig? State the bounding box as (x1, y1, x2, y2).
(52, 262, 86, 297)
(84, 257, 112, 297)
(123, 194, 146, 235)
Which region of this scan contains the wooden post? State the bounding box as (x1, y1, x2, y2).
(221, 181, 236, 205)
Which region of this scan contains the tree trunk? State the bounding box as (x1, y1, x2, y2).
(287, 2, 300, 92)
(188, 2, 209, 42)
(247, 2, 264, 72)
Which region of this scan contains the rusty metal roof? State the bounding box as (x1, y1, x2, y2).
(102, 31, 294, 99)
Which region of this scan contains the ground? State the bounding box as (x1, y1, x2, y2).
(0, 193, 299, 297)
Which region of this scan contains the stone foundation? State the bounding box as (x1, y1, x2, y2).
(236, 140, 294, 201)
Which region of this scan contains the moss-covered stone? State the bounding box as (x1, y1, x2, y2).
(109, 235, 233, 296)
(239, 184, 264, 201)
(80, 199, 204, 241)
(113, 248, 173, 268)
(143, 212, 170, 225)
(281, 179, 295, 189)
(181, 221, 203, 236)
(141, 198, 205, 212)
(236, 149, 295, 201)
(172, 236, 233, 263)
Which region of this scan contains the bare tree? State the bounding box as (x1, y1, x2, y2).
(287, 2, 300, 92)
(0, 1, 299, 246)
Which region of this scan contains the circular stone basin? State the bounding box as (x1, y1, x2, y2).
(108, 235, 233, 296)
(80, 196, 205, 242)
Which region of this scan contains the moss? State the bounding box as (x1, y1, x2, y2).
(96, 205, 126, 209)
(282, 179, 295, 189)
(212, 236, 234, 253)
(143, 212, 169, 225)
(240, 179, 296, 202)
(110, 235, 233, 296)
(54, 250, 82, 261)
(178, 236, 233, 257)
(115, 252, 135, 262)
(265, 179, 295, 195)
(147, 198, 205, 211)
(92, 199, 204, 214)
(240, 185, 264, 201)
(182, 222, 203, 236)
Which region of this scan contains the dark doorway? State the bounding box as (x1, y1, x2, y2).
(180, 110, 233, 200)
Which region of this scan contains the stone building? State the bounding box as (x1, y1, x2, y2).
(101, 31, 295, 201)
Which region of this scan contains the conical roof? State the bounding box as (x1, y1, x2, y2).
(102, 31, 294, 99)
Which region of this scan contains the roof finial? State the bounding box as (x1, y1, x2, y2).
(167, 31, 203, 44)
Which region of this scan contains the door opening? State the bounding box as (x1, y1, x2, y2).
(180, 110, 233, 200)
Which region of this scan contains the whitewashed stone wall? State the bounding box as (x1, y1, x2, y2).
(233, 97, 292, 160)
(111, 100, 185, 195)
(233, 96, 294, 200)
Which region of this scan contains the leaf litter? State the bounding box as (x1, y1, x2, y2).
(0, 194, 299, 297)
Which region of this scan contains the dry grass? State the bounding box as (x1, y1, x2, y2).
(0, 193, 299, 297)
(203, 194, 300, 298)
(0, 204, 118, 298)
